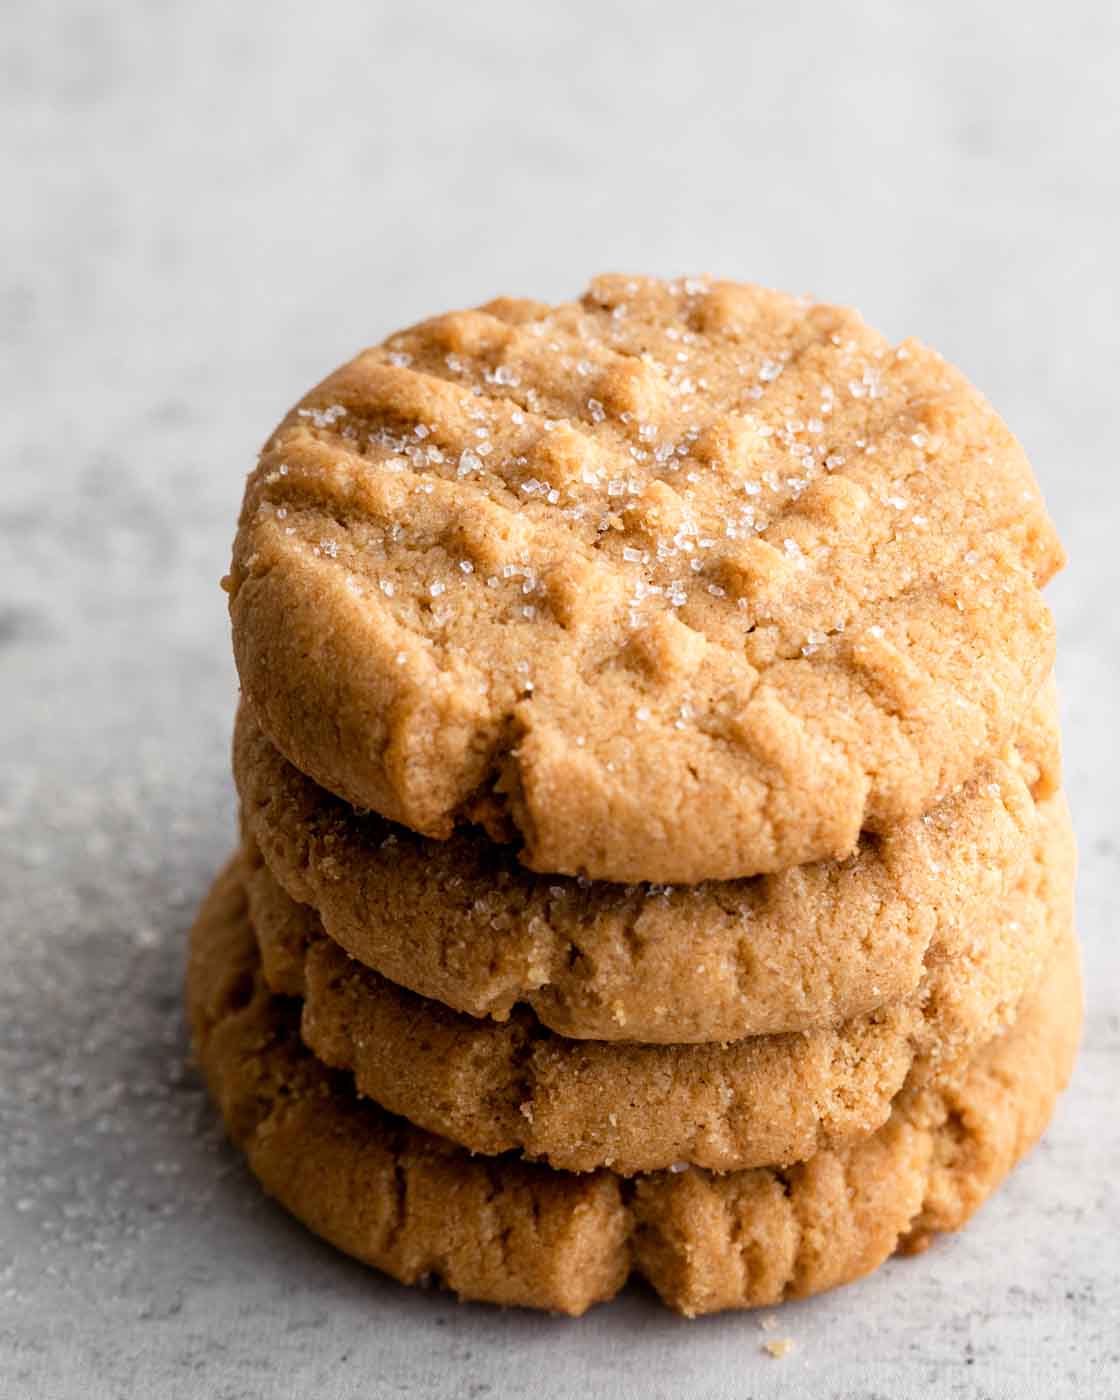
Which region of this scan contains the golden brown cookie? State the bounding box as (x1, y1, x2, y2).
(241, 794, 1071, 1175)
(226, 275, 1063, 883)
(234, 689, 1059, 1043)
(187, 858, 1081, 1316)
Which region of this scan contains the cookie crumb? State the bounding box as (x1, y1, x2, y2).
(763, 1338, 794, 1359)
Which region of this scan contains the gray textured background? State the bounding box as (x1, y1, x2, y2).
(3, 3, 1118, 1398)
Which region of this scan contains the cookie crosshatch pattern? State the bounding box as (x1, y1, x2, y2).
(227, 276, 1062, 884)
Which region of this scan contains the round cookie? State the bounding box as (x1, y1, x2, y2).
(234, 687, 1059, 1043)
(188, 858, 1082, 1317)
(242, 794, 1072, 1174)
(226, 275, 1063, 883)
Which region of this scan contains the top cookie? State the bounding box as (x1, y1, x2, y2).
(228, 275, 1062, 882)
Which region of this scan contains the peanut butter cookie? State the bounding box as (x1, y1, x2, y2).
(227, 276, 1062, 882)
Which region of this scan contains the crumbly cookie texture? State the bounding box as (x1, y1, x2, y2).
(234, 684, 1059, 1042)
(227, 276, 1062, 883)
(187, 858, 1081, 1316)
(242, 794, 1070, 1175)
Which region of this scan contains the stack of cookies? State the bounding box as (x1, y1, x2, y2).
(189, 275, 1079, 1317)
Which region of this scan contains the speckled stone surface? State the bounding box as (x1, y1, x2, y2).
(3, 4, 1117, 1397)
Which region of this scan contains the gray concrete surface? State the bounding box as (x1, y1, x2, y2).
(2, 3, 1118, 1397)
